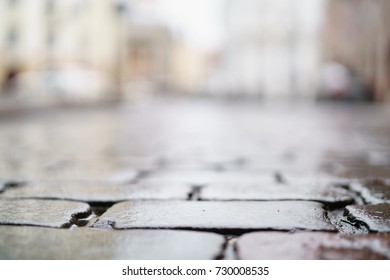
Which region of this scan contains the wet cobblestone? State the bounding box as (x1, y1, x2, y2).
(0, 226, 225, 259)
(200, 178, 354, 205)
(0, 198, 91, 228)
(236, 232, 390, 259)
(349, 179, 390, 204)
(92, 200, 334, 232)
(0, 180, 192, 202)
(345, 204, 390, 232)
(142, 170, 275, 185)
(1, 98, 390, 259)
(337, 167, 390, 179)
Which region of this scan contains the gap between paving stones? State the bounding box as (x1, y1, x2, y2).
(334, 180, 390, 233)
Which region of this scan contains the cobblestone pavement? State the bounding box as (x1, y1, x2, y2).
(0, 97, 390, 259)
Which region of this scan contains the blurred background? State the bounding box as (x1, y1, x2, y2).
(0, 0, 390, 107)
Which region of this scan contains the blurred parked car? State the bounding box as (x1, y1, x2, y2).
(318, 62, 373, 101)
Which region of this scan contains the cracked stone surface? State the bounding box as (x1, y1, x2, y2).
(0, 198, 91, 228)
(349, 179, 390, 204)
(92, 200, 334, 231)
(345, 204, 390, 232)
(236, 232, 390, 259)
(0, 226, 225, 259)
(200, 179, 354, 205)
(1, 180, 191, 202)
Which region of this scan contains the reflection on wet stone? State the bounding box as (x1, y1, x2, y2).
(0, 98, 390, 259)
(345, 204, 390, 232)
(0, 0, 390, 260)
(337, 167, 390, 179)
(0, 181, 192, 202)
(0, 226, 225, 260)
(142, 170, 275, 186)
(92, 200, 334, 231)
(200, 179, 354, 205)
(0, 198, 91, 228)
(236, 232, 390, 259)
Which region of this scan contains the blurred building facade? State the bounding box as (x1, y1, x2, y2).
(0, 0, 327, 102)
(322, 0, 390, 102)
(121, 0, 173, 99)
(1, 0, 389, 103)
(211, 0, 324, 99)
(0, 0, 177, 103)
(121, 0, 217, 97)
(0, 0, 124, 102)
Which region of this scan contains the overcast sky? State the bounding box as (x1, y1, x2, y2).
(158, 0, 227, 51)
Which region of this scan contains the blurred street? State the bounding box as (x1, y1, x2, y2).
(0, 97, 390, 259)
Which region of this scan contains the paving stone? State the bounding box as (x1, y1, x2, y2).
(336, 166, 390, 179)
(332, 150, 390, 168)
(281, 173, 351, 185)
(1, 181, 191, 203)
(236, 232, 390, 259)
(344, 204, 390, 232)
(367, 151, 390, 166)
(0, 226, 225, 260)
(349, 179, 390, 204)
(243, 154, 334, 174)
(92, 200, 334, 231)
(324, 152, 368, 168)
(158, 154, 321, 173)
(106, 169, 140, 184)
(0, 198, 91, 228)
(155, 157, 213, 170)
(200, 179, 354, 205)
(143, 170, 274, 186)
(0, 157, 139, 183)
(119, 156, 162, 172)
(158, 156, 322, 173)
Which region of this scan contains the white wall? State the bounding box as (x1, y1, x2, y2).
(218, 0, 325, 98)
